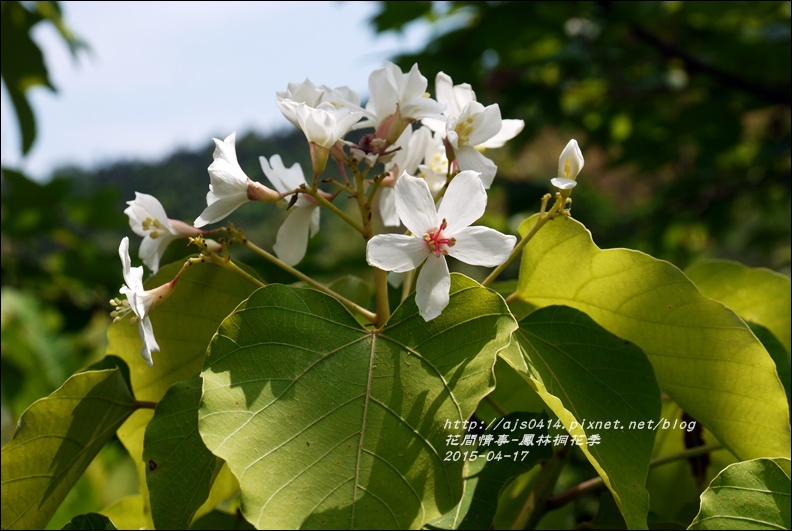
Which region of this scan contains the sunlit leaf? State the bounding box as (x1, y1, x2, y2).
(512, 305, 660, 529)
(199, 274, 517, 529)
(98, 495, 152, 531)
(685, 259, 791, 355)
(688, 458, 791, 530)
(1, 369, 136, 530)
(516, 215, 790, 460)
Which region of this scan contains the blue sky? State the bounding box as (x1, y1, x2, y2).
(1, 1, 431, 180)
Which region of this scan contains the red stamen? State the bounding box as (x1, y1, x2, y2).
(424, 219, 456, 257)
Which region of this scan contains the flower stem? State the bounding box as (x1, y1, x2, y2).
(481, 193, 564, 288)
(240, 236, 378, 325)
(299, 184, 367, 237)
(373, 267, 391, 328)
(194, 254, 266, 288)
(544, 443, 723, 513)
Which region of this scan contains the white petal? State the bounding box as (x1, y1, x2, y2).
(137, 316, 159, 367)
(366, 233, 428, 273)
(379, 187, 400, 227)
(480, 119, 525, 149)
(438, 170, 487, 235)
(139, 234, 176, 274)
(415, 255, 451, 321)
(447, 226, 517, 267)
(465, 103, 503, 147)
(259, 154, 306, 193)
(454, 146, 497, 188)
(558, 139, 584, 180)
(394, 173, 439, 236)
(194, 194, 249, 227)
(551, 177, 578, 190)
(273, 205, 318, 266)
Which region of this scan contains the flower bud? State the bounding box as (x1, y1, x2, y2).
(557, 139, 584, 181)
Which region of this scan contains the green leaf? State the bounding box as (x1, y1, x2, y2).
(685, 259, 791, 355)
(748, 323, 791, 406)
(516, 215, 790, 460)
(60, 512, 117, 530)
(1, 369, 136, 530)
(513, 305, 661, 529)
(144, 375, 223, 530)
(688, 458, 791, 530)
(199, 273, 517, 529)
(426, 412, 552, 530)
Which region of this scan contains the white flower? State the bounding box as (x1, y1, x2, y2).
(277, 78, 364, 125)
(277, 100, 363, 174)
(551, 139, 584, 191)
(194, 132, 278, 228)
(427, 72, 525, 188)
(277, 100, 363, 149)
(125, 192, 200, 273)
(359, 62, 445, 143)
(259, 154, 320, 266)
(366, 171, 517, 321)
(113, 237, 176, 367)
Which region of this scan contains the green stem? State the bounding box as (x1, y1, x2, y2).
(514, 446, 569, 530)
(482, 193, 563, 288)
(373, 267, 391, 328)
(197, 254, 266, 288)
(240, 237, 377, 324)
(485, 395, 508, 417)
(544, 443, 723, 512)
(300, 184, 367, 237)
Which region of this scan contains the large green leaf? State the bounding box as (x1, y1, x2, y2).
(688, 457, 791, 530)
(516, 215, 790, 460)
(1, 369, 136, 530)
(199, 274, 517, 529)
(685, 259, 791, 355)
(144, 375, 224, 530)
(512, 305, 661, 529)
(426, 412, 552, 530)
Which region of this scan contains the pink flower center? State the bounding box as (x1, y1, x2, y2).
(424, 219, 456, 257)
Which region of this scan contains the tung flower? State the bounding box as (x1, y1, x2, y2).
(360, 62, 445, 144)
(125, 192, 201, 273)
(551, 139, 584, 191)
(112, 237, 177, 367)
(276, 100, 363, 174)
(366, 171, 516, 321)
(194, 132, 279, 228)
(259, 155, 320, 266)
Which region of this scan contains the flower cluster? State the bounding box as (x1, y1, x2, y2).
(114, 61, 584, 365)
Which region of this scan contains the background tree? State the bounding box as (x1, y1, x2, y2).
(370, 0, 791, 270)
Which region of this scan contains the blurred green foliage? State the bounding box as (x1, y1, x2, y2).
(370, 0, 791, 270)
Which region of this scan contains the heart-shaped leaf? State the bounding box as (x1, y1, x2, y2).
(199, 274, 517, 529)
